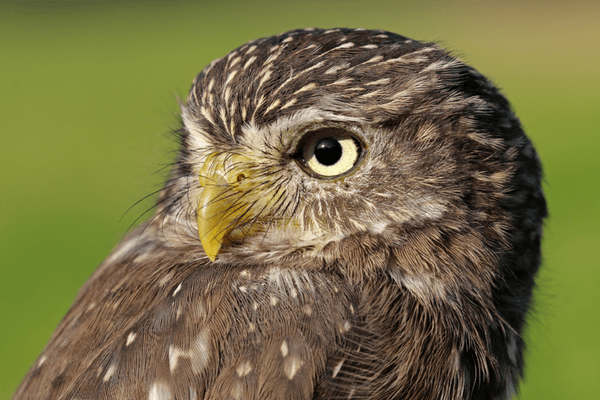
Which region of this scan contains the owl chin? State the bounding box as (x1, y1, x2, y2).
(218, 224, 336, 262)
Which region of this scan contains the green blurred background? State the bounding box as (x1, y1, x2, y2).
(1, 0, 598, 398)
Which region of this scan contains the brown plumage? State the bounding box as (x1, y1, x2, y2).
(13, 28, 547, 400)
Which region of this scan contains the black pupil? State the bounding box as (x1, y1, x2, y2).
(314, 138, 342, 166)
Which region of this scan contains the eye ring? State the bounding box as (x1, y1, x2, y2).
(295, 128, 363, 179)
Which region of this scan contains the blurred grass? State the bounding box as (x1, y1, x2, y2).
(1, 0, 598, 398)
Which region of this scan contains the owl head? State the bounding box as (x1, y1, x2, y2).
(155, 29, 544, 309)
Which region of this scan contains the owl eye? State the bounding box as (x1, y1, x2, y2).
(298, 128, 362, 178)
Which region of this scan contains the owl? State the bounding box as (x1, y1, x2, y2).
(13, 28, 546, 400)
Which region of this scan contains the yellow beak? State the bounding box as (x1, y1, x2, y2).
(197, 154, 252, 261)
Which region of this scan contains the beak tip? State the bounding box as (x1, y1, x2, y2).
(200, 235, 221, 262)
